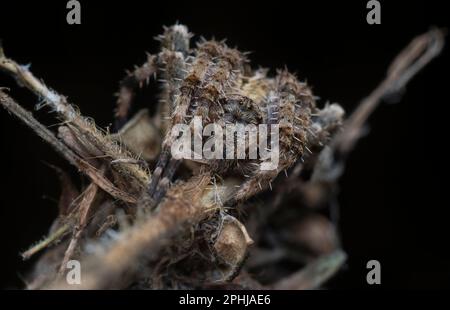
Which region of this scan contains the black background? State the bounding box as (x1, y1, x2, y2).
(0, 0, 448, 289)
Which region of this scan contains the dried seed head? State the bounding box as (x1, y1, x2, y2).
(213, 215, 253, 280)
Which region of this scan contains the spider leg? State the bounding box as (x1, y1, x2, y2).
(303, 102, 345, 161)
(114, 25, 192, 131)
(147, 42, 246, 206)
(156, 50, 189, 134)
(150, 158, 181, 208)
(114, 54, 158, 130)
(155, 25, 193, 133)
(146, 96, 211, 208)
(146, 45, 217, 203)
(147, 149, 170, 195)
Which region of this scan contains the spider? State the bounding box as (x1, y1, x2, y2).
(115, 24, 345, 208)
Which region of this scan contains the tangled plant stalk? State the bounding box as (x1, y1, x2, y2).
(0, 25, 444, 289)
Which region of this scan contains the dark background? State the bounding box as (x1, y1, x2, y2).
(0, 0, 448, 289)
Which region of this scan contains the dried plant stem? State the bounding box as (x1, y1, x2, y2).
(0, 51, 149, 188)
(58, 182, 99, 274)
(49, 174, 215, 289)
(0, 91, 137, 203)
(272, 249, 347, 290)
(290, 29, 444, 205)
(333, 28, 444, 155)
(0, 52, 78, 122)
(21, 224, 71, 260)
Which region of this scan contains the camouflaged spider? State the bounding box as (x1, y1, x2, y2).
(115, 24, 345, 208)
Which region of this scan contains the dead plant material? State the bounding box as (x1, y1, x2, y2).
(0, 26, 444, 289)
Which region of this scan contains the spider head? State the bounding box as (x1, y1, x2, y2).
(221, 95, 262, 125)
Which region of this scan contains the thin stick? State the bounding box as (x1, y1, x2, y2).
(21, 224, 71, 260)
(272, 249, 347, 290)
(0, 49, 150, 187)
(333, 28, 445, 155)
(308, 29, 445, 195)
(0, 49, 78, 122)
(0, 91, 137, 203)
(58, 182, 99, 274)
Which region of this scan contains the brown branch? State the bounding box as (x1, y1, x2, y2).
(0, 51, 150, 189)
(0, 90, 137, 203)
(47, 173, 215, 289)
(306, 28, 445, 203)
(21, 224, 71, 260)
(333, 28, 445, 156)
(272, 249, 347, 290)
(58, 182, 99, 274)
